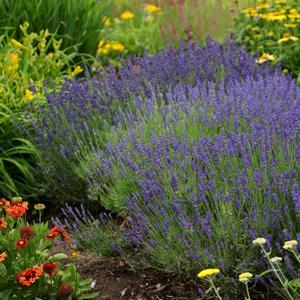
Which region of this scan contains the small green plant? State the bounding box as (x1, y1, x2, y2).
(252, 237, 300, 300)
(0, 196, 97, 299)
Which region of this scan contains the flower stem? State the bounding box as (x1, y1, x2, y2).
(209, 278, 222, 300)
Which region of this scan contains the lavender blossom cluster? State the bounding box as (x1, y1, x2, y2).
(32, 39, 277, 151)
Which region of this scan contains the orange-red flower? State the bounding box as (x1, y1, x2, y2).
(6, 201, 28, 218)
(43, 262, 58, 277)
(47, 232, 57, 239)
(16, 266, 43, 286)
(47, 226, 72, 243)
(15, 239, 28, 250)
(0, 218, 7, 229)
(20, 226, 35, 240)
(0, 198, 10, 208)
(58, 283, 73, 297)
(0, 252, 7, 262)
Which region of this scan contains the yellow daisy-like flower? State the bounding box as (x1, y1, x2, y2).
(289, 13, 300, 19)
(275, 0, 286, 4)
(25, 89, 35, 102)
(283, 240, 298, 250)
(239, 272, 253, 283)
(197, 268, 220, 279)
(278, 33, 299, 43)
(112, 43, 125, 52)
(145, 4, 162, 14)
(120, 11, 135, 20)
(256, 53, 276, 64)
(252, 237, 267, 246)
(70, 251, 78, 257)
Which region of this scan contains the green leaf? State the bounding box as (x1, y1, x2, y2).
(0, 263, 7, 277)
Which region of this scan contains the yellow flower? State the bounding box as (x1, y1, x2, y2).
(284, 23, 297, 28)
(25, 89, 35, 102)
(252, 237, 267, 246)
(9, 52, 19, 67)
(275, 0, 286, 4)
(74, 66, 83, 75)
(278, 33, 299, 43)
(71, 251, 78, 257)
(103, 16, 110, 26)
(112, 43, 125, 52)
(256, 4, 270, 10)
(268, 31, 274, 36)
(197, 268, 220, 279)
(34, 203, 46, 211)
(256, 53, 276, 64)
(145, 4, 162, 14)
(120, 11, 135, 20)
(98, 39, 105, 48)
(10, 39, 26, 49)
(239, 272, 253, 283)
(97, 48, 109, 55)
(283, 240, 298, 250)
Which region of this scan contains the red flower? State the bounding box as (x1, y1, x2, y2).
(6, 201, 28, 218)
(43, 262, 58, 277)
(0, 218, 7, 229)
(15, 239, 28, 249)
(20, 226, 35, 240)
(16, 266, 43, 286)
(47, 232, 57, 239)
(51, 226, 63, 235)
(47, 226, 72, 243)
(58, 283, 73, 297)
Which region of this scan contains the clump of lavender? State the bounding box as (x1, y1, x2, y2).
(85, 73, 300, 292)
(24, 39, 278, 202)
(53, 204, 127, 257)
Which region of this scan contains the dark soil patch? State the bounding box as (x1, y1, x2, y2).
(71, 254, 283, 300)
(73, 254, 200, 300)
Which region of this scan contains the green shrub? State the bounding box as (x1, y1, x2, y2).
(0, 0, 112, 57)
(233, 0, 300, 82)
(0, 23, 79, 197)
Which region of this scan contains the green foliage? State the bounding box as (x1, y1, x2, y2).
(0, 23, 79, 197)
(95, 4, 164, 67)
(233, 0, 300, 82)
(0, 0, 112, 57)
(0, 197, 97, 299)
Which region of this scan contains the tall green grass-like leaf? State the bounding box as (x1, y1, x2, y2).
(0, 0, 113, 58)
(0, 104, 37, 197)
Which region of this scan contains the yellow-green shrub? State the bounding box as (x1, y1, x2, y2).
(0, 23, 81, 196)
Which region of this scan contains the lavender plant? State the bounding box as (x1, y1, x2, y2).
(85, 73, 300, 294)
(25, 40, 278, 203)
(52, 204, 128, 257)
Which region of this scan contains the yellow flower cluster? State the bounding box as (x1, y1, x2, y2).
(197, 268, 220, 278)
(120, 10, 135, 20)
(97, 40, 125, 56)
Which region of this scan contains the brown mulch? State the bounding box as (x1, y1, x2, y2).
(70, 254, 283, 300)
(73, 254, 200, 300)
